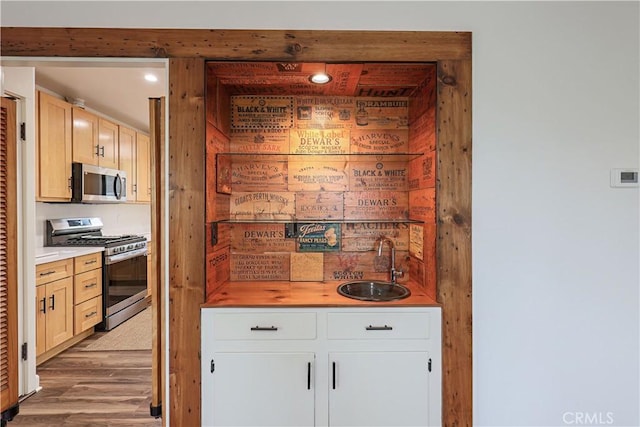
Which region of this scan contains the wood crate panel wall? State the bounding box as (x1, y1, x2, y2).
(209, 93, 436, 287)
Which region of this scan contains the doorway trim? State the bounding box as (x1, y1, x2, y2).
(1, 28, 472, 426)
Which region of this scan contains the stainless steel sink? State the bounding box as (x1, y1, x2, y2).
(337, 280, 411, 302)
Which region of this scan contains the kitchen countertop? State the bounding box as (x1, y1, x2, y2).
(203, 279, 439, 308)
(35, 246, 104, 265)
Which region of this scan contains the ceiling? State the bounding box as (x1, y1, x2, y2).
(33, 62, 435, 134)
(35, 65, 167, 133)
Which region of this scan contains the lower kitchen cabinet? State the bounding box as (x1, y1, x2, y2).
(36, 276, 74, 356)
(205, 352, 315, 427)
(201, 307, 441, 427)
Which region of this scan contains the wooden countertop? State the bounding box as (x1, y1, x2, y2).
(203, 279, 439, 308)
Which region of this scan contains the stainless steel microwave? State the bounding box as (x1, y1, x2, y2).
(72, 163, 127, 203)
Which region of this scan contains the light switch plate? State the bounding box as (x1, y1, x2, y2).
(610, 168, 639, 188)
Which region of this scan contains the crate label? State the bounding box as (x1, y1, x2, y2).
(409, 224, 424, 260)
(230, 223, 295, 253)
(230, 192, 295, 221)
(354, 98, 409, 129)
(349, 129, 409, 154)
(206, 247, 230, 296)
(342, 222, 409, 252)
(229, 128, 290, 153)
(230, 253, 290, 281)
(297, 223, 341, 252)
(294, 96, 355, 129)
(231, 96, 294, 129)
(289, 129, 350, 154)
(343, 191, 409, 220)
(230, 159, 288, 192)
(349, 161, 408, 191)
(295, 192, 344, 220)
(323, 252, 408, 282)
(409, 188, 435, 223)
(288, 161, 348, 191)
(408, 151, 436, 190)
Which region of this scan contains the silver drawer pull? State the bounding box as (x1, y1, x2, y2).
(85, 311, 97, 318)
(250, 326, 278, 331)
(84, 259, 97, 265)
(84, 282, 98, 288)
(365, 325, 393, 331)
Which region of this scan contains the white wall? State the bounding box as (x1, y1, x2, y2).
(2, 1, 638, 425)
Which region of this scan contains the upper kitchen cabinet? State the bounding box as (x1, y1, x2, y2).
(119, 126, 151, 203)
(135, 132, 151, 203)
(72, 108, 119, 169)
(36, 91, 72, 201)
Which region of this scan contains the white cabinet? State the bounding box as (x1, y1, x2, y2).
(201, 307, 441, 427)
(206, 352, 315, 427)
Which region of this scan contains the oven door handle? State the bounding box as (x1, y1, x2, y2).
(105, 248, 148, 265)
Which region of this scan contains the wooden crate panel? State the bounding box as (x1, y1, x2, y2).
(354, 98, 409, 129)
(409, 256, 425, 288)
(230, 192, 295, 221)
(358, 63, 435, 87)
(206, 246, 231, 297)
(216, 153, 232, 194)
(323, 251, 410, 282)
(288, 161, 348, 192)
(229, 223, 295, 253)
(206, 222, 231, 255)
(230, 158, 288, 192)
(207, 192, 230, 223)
(409, 224, 424, 260)
(342, 222, 409, 252)
(297, 223, 341, 252)
(231, 96, 294, 129)
(289, 129, 350, 154)
(409, 188, 436, 223)
(230, 253, 290, 281)
(408, 150, 436, 190)
(349, 161, 408, 191)
(290, 253, 324, 281)
(293, 96, 355, 129)
(229, 128, 290, 154)
(409, 112, 436, 153)
(295, 191, 344, 220)
(349, 129, 409, 154)
(408, 68, 437, 124)
(207, 122, 230, 153)
(344, 191, 409, 220)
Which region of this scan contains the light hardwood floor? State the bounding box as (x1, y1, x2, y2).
(10, 333, 162, 426)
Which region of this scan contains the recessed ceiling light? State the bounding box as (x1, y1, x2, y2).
(309, 73, 332, 85)
(144, 73, 158, 83)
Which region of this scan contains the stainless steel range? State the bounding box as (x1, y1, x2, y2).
(46, 217, 149, 330)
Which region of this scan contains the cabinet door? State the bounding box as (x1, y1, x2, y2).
(119, 125, 137, 202)
(72, 107, 99, 166)
(203, 352, 315, 427)
(35, 285, 47, 357)
(136, 132, 151, 202)
(98, 118, 119, 169)
(329, 352, 430, 427)
(45, 277, 74, 350)
(37, 91, 72, 201)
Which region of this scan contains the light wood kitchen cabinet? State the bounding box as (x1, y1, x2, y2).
(119, 125, 137, 201)
(35, 259, 74, 357)
(72, 108, 119, 168)
(201, 307, 442, 427)
(136, 132, 151, 202)
(97, 118, 119, 169)
(36, 91, 72, 201)
(73, 253, 103, 334)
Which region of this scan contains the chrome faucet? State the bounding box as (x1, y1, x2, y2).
(376, 236, 404, 284)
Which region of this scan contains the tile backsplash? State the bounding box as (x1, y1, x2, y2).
(35, 202, 151, 247)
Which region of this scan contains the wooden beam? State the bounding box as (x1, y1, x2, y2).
(168, 58, 205, 427)
(0, 28, 471, 61)
(436, 59, 473, 426)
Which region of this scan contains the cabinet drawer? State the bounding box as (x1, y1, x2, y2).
(327, 312, 430, 340)
(74, 252, 102, 274)
(212, 312, 316, 340)
(74, 296, 102, 334)
(74, 269, 102, 303)
(36, 258, 73, 286)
